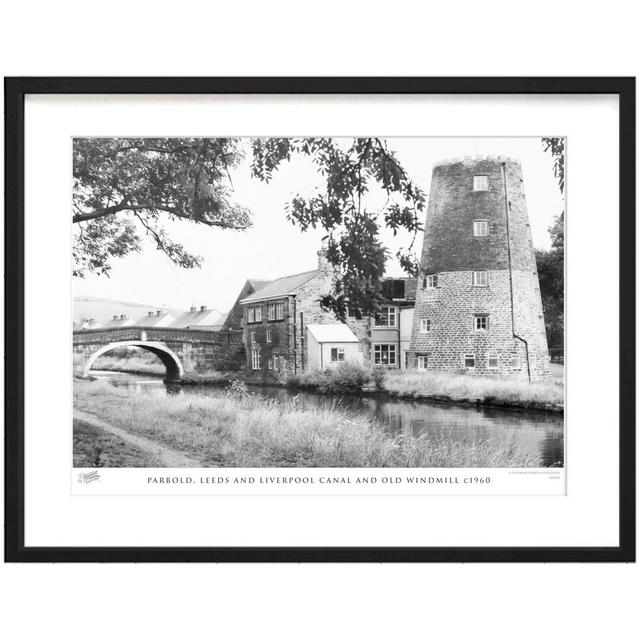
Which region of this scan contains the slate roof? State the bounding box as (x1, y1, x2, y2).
(247, 279, 272, 290)
(240, 270, 318, 303)
(134, 311, 175, 327)
(306, 323, 359, 343)
(102, 316, 136, 329)
(170, 308, 224, 329)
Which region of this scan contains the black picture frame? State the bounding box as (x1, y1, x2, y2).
(4, 77, 635, 563)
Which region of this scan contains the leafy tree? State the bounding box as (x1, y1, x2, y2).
(73, 137, 425, 319)
(536, 213, 564, 350)
(73, 138, 250, 277)
(251, 138, 425, 318)
(542, 137, 565, 194)
(537, 138, 565, 353)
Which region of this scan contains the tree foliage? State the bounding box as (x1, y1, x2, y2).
(536, 213, 564, 350)
(542, 137, 565, 194)
(74, 137, 425, 320)
(537, 138, 565, 353)
(251, 138, 425, 318)
(73, 138, 250, 277)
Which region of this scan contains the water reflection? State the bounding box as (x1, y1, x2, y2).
(90, 371, 564, 467)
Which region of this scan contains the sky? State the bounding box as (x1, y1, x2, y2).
(73, 137, 564, 313)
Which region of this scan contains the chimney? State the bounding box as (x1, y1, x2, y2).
(112, 315, 118, 321)
(317, 238, 331, 277)
(190, 306, 197, 313)
(148, 311, 154, 317)
(200, 305, 207, 312)
(156, 310, 161, 316)
(120, 315, 127, 320)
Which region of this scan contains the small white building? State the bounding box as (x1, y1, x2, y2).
(306, 324, 362, 371)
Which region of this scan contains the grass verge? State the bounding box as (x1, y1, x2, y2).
(73, 418, 160, 467)
(288, 363, 563, 411)
(74, 379, 542, 468)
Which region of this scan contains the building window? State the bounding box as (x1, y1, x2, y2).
(267, 358, 273, 370)
(266, 329, 272, 343)
(374, 344, 397, 366)
(251, 331, 257, 344)
(472, 271, 488, 286)
(511, 355, 521, 369)
(267, 304, 276, 321)
(416, 355, 428, 370)
(487, 354, 499, 369)
(424, 274, 438, 289)
(474, 315, 489, 332)
(464, 354, 476, 368)
(275, 301, 284, 320)
(473, 220, 489, 236)
(330, 347, 345, 362)
(254, 306, 262, 322)
(420, 318, 432, 333)
(374, 306, 397, 328)
(473, 175, 489, 191)
(247, 307, 255, 323)
(251, 349, 261, 370)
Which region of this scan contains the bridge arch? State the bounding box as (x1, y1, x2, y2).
(83, 340, 184, 381)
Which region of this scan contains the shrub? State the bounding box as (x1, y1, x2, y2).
(289, 362, 372, 394)
(371, 366, 386, 392)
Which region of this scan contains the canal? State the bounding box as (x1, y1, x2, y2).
(91, 371, 565, 467)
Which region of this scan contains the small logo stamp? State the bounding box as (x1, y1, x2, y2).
(78, 470, 101, 484)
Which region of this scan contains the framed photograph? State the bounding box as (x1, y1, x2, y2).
(4, 77, 635, 562)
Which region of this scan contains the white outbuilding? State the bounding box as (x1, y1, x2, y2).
(305, 324, 362, 371)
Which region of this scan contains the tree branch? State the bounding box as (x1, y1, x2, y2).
(72, 203, 250, 229)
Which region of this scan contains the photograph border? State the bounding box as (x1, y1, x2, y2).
(4, 76, 635, 563)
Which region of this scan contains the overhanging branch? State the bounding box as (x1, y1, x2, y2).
(72, 203, 250, 229)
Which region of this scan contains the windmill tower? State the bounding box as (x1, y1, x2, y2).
(408, 156, 550, 381)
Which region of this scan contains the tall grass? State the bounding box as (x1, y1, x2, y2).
(287, 362, 563, 408)
(384, 370, 564, 406)
(74, 379, 541, 468)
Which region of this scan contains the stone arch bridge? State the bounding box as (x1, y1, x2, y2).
(73, 326, 244, 381)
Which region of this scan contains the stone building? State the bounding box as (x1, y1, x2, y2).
(238, 245, 417, 377)
(238, 246, 361, 376)
(408, 156, 550, 380)
(365, 278, 417, 370)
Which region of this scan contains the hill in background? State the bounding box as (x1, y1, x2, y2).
(73, 295, 222, 326)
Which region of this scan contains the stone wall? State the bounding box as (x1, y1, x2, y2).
(408, 270, 549, 380)
(242, 295, 294, 377)
(240, 268, 371, 378)
(73, 326, 245, 376)
(421, 157, 536, 275)
(409, 157, 550, 381)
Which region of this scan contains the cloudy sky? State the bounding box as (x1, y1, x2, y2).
(73, 137, 564, 314)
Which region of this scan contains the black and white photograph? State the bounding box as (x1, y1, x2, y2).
(72, 136, 565, 472)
